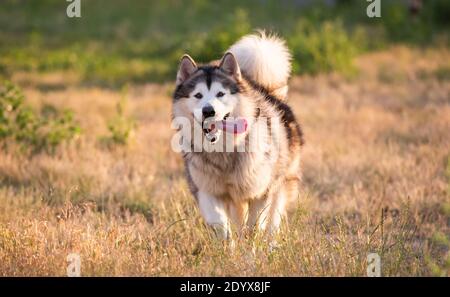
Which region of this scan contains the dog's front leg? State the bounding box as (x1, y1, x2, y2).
(197, 191, 230, 240)
(247, 187, 287, 236)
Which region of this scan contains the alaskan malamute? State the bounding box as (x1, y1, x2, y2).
(172, 32, 304, 241)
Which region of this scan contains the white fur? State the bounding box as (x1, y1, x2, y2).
(247, 185, 287, 235)
(197, 191, 230, 239)
(227, 32, 292, 99)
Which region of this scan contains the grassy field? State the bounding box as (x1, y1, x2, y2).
(0, 0, 450, 276)
(1, 46, 449, 276)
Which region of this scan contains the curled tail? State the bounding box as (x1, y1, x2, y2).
(227, 32, 292, 100)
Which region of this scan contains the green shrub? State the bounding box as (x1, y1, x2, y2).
(288, 19, 362, 76)
(381, 0, 450, 44)
(184, 8, 251, 63)
(0, 81, 80, 153)
(101, 88, 135, 147)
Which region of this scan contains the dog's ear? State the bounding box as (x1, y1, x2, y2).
(219, 52, 241, 80)
(176, 54, 197, 86)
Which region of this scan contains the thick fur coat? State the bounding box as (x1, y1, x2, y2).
(172, 33, 304, 240)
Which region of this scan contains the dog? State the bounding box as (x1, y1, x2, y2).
(172, 32, 304, 242)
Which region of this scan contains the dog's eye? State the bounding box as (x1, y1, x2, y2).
(216, 91, 225, 98)
(194, 93, 203, 99)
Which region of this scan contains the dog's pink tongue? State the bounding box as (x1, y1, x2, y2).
(219, 118, 247, 134)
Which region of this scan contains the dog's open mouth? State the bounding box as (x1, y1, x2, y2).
(202, 113, 229, 143)
(203, 113, 248, 143)
(203, 124, 219, 143)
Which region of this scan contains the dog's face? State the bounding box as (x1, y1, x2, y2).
(173, 53, 250, 145)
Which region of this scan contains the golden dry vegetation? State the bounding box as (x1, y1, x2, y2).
(0, 46, 449, 276)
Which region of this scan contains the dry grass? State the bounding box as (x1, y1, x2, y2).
(1, 46, 449, 276)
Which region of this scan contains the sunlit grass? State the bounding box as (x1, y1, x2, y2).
(0, 46, 449, 276)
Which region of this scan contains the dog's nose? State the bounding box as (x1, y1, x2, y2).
(202, 105, 215, 118)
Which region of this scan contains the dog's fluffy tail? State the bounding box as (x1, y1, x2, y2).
(227, 31, 292, 100)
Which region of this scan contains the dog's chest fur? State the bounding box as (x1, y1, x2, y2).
(186, 148, 277, 202)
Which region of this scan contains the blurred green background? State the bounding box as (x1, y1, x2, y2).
(0, 0, 448, 86)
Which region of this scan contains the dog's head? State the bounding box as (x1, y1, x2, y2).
(172, 53, 253, 145)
